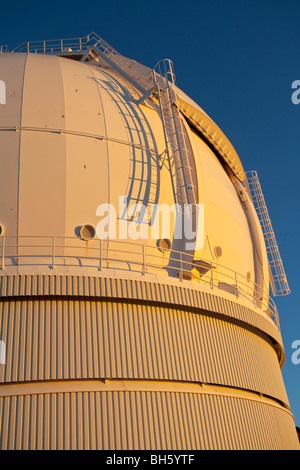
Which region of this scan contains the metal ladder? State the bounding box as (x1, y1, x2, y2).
(244, 170, 290, 296)
(90, 41, 155, 98)
(152, 59, 197, 213)
(91, 47, 197, 214)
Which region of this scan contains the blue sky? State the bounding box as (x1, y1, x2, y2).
(1, 0, 299, 426)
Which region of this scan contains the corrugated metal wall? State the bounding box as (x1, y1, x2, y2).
(0, 274, 284, 349)
(0, 385, 298, 450)
(0, 274, 298, 450)
(0, 298, 289, 404)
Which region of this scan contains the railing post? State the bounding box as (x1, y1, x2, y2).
(99, 239, 102, 271)
(52, 236, 55, 269)
(142, 245, 146, 275)
(1, 236, 5, 270)
(210, 262, 214, 289)
(235, 272, 239, 297)
(179, 252, 183, 281)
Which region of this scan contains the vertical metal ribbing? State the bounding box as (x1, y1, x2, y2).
(1, 390, 299, 450)
(0, 297, 289, 405)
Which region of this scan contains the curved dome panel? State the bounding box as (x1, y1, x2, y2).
(177, 97, 246, 182)
(0, 53, 257, 280)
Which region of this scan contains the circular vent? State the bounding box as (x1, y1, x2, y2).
(214, 246, 223, 258)
(157, 238, 171, 253)
(80, 225, 96, 240)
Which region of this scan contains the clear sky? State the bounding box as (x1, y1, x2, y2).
(1, 0, 299, 426)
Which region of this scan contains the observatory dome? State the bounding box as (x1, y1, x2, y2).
(0, 34, 298, 450)
(0, 52, 265, 288)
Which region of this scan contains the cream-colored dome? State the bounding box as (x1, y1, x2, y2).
(0, 52, 268, 297)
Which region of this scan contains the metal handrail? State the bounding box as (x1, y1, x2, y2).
(11, 32, 102, 54)
(0, 235, 280, 330)
(0, 45, 9, 53)
(6, 32, 155, 96)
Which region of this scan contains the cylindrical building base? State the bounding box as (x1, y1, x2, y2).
(0, 274, 299, 450)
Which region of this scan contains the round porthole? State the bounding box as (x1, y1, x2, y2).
(80, 225, 96, 240)
(214, 245, 223, 258)
(0, 225, 3, 236)
(157, 238, 171, 253)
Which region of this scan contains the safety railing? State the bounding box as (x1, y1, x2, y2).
(9, 32, 155, 95)
(0, 235, 280, 330)
(11, 32, 103, 54)
(0, 45, 9, 53)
